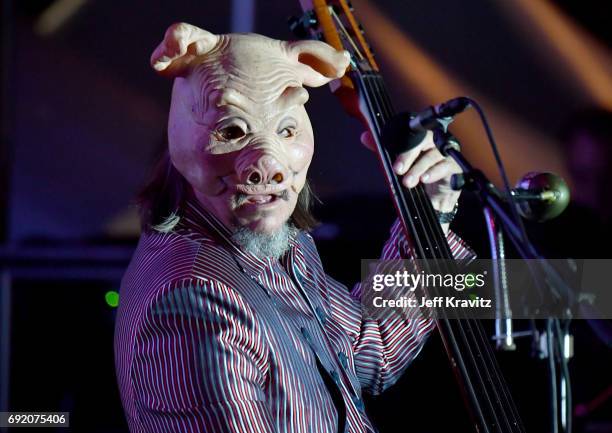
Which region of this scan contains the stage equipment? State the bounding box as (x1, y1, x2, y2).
(407, 97, 471, 132)
(512, 172, 570, 222)
(429, 101, 576, 433)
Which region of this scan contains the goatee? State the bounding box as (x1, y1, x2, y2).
(231, 223, 298, 259)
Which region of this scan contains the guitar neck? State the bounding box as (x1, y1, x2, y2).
(353, 71, 453, 260)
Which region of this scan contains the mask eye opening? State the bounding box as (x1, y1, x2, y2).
(278, 126, 296, 139)
(217, 125, 246, 141)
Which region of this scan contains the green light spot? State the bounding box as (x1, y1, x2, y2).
(469, 293, 478, 301)
(105, 290, 120, 308)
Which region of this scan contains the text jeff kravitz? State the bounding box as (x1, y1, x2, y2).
(371, 295, 492, 309)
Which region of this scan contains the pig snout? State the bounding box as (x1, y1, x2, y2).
(239, 153, 289, 187)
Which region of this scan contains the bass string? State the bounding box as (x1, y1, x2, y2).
(358, 73, 438, 261)
(327, 5, 442, 259)
(371, 75, 450, 259)
(377, 84, 523, 430)
(361, 74, 508, 430)
(328, 13, 523, 430)
(330, 0, 447, 261)
(359, 77, 499, 427)
(364, 73, 524, 432)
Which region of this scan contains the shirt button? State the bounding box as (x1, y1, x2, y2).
(315, 306, 326, 325)
(300, 327, 312, 343)
(337, 351, 348, 369)
(353, 396, 365, 412)
(330, 369, 341, 386)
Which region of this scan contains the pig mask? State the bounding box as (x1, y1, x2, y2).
(151, 23, 349, 239)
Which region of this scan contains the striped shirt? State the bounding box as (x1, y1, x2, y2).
(114, 195, 473, 433)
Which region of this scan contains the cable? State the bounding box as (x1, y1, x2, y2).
(458, 98, 574, 433)
(555, 318, 573, 433)
(547, 319, 560, 433)
(462, 98, 533, 254)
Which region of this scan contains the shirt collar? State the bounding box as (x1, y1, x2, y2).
(177, 193, 305, 278)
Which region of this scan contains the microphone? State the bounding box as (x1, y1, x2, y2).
(511, 172, 570, 222)
(408, 97, 472, 132)
(381, 97, 471, 156)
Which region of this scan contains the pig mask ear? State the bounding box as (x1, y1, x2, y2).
(287, 40, 350, 87)
(150, 22, 219, 77)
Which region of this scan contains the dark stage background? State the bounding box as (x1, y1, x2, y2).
(1, 0, 611, 432)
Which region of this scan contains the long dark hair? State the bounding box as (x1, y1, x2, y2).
(136, 150, 319, 233)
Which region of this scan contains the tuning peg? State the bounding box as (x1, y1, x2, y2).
(288, 11, 318, 39)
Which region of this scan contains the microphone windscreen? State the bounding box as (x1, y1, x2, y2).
(381, 112, 427, 157)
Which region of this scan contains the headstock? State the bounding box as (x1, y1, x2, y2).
(291, 0, 379, 119)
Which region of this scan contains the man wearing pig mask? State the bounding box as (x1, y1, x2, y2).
(114, 23, 473, 433)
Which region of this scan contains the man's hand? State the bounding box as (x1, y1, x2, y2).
(361, 130, 462, 232)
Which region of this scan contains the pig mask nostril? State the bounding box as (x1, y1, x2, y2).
(241, 155, 289, 185)
(247, 172, 262, 184)
(271, 173, 284, 184)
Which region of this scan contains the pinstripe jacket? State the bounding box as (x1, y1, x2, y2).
(114, 196, 473, 433)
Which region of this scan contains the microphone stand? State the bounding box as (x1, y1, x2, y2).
(483, 206, 516, 351)
(431, 127, 574, 433)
